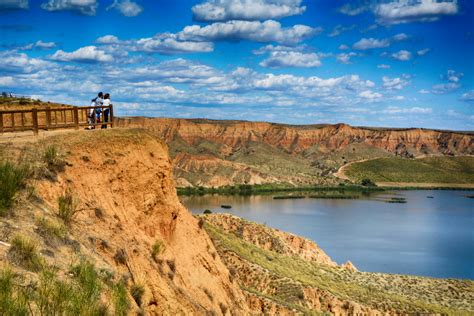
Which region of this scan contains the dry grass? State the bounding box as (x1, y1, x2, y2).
(203, 220, 474, 315)
(57, 191, 78, 225)
(8, 235, 44, 272)
(0, 161, 29, 216)
(151, 240, 165, 262)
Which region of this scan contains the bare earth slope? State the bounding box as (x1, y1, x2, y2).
(0, 129, 248, 314)
(115, 117, 474, 187)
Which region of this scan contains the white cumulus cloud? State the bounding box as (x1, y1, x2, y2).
(391, 50, 412, 61)
(41, 0, 98, 15)
(96, 35, 120, 44)
(0, 50, 53, 73)
(178, 20, 320, 45)
(353, 38, 390, 50)
(374, 0, 458, 25)
(417, 48, 430, 56)
(337, 52, 357, 64)
(460, 90, 474, 102)
(136, 35, 214, 54)
(353, 33, 408, 50)
(359, 90, 382, 100)
(107, 0, 142, 17)
(260, 51, 322, 68)
(432, 82, 459, 94)
(444, 69, 463, 82)
(192, 0, 306, 21)
(50, 46, 114, 63)
(382, 76, 410, 90)
(34, 40, 56, 49)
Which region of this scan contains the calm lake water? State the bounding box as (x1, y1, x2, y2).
(182, 190, 474, 279)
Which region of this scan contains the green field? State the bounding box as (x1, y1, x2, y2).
(345, 156, 474, 184)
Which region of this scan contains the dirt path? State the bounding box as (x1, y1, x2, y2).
(333, 158, 375, 181)
(0, 128, 101, 145)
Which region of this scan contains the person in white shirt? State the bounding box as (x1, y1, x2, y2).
(88, 92, 103, 129)
(101, 93, 112, 129)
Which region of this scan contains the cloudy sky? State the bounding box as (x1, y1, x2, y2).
(0, 0, 473, 130)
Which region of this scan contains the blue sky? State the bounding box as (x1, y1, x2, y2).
(0, 0, 473, 130)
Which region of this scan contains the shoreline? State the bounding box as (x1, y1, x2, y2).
(177, 183, 474, 196)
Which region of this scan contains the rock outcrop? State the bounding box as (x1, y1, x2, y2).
(115, 118, 473, 156)
(203, 214, 336, 266)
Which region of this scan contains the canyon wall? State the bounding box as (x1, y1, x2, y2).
(115, 118, 474, 187)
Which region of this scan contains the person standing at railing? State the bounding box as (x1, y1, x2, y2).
(88, 92, 103, 130)
(101, 93, 112, 129)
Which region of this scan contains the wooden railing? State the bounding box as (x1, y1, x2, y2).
(0, 105, 114, 135)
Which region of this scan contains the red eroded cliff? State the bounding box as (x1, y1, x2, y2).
(115, 118, 473, 156)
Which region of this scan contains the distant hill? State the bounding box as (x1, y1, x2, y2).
(115, 117, 474, 188)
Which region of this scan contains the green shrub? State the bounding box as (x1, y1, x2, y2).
(35, 262, 106, 315)
(130, 283, 145, 307)
(0, 268, 29, 315)
(8, 235, 44, 272)
(57, 191, 78, 225)
(68, 261, 104, 315)
(360, 178, 377, 187)
(113, 281, 130, 316)
(0, 161, 29, 215)
(203, 209, 212, 214)
(35, 269, 74, 315)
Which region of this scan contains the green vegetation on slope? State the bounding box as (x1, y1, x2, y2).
(203, 221, 474, 315)
(0, 261, 130, 315)
(345, 156, 474, 184)
(177, 183, 384, 195)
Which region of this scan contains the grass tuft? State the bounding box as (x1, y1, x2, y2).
(8, 235, 44, 272)
(0, 161, 29, 216)
(130, 283, 145, 307)
(35, 216, 67, 241)
(35, 261, 106, 315)
(0, 268, 29, 315)
(57, 191, 78, 225)
(43, 145, 66, 173)
(151, 241, 165, 262)
(112, 281, 130, 316)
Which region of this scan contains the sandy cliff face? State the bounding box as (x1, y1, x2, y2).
(34, 130, 248, 314)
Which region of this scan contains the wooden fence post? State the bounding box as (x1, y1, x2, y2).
(32, 108, 39, 135)
(73, 107, 79, 130)
(109, 105, 114, 128)
(45, 107, 51, 130)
